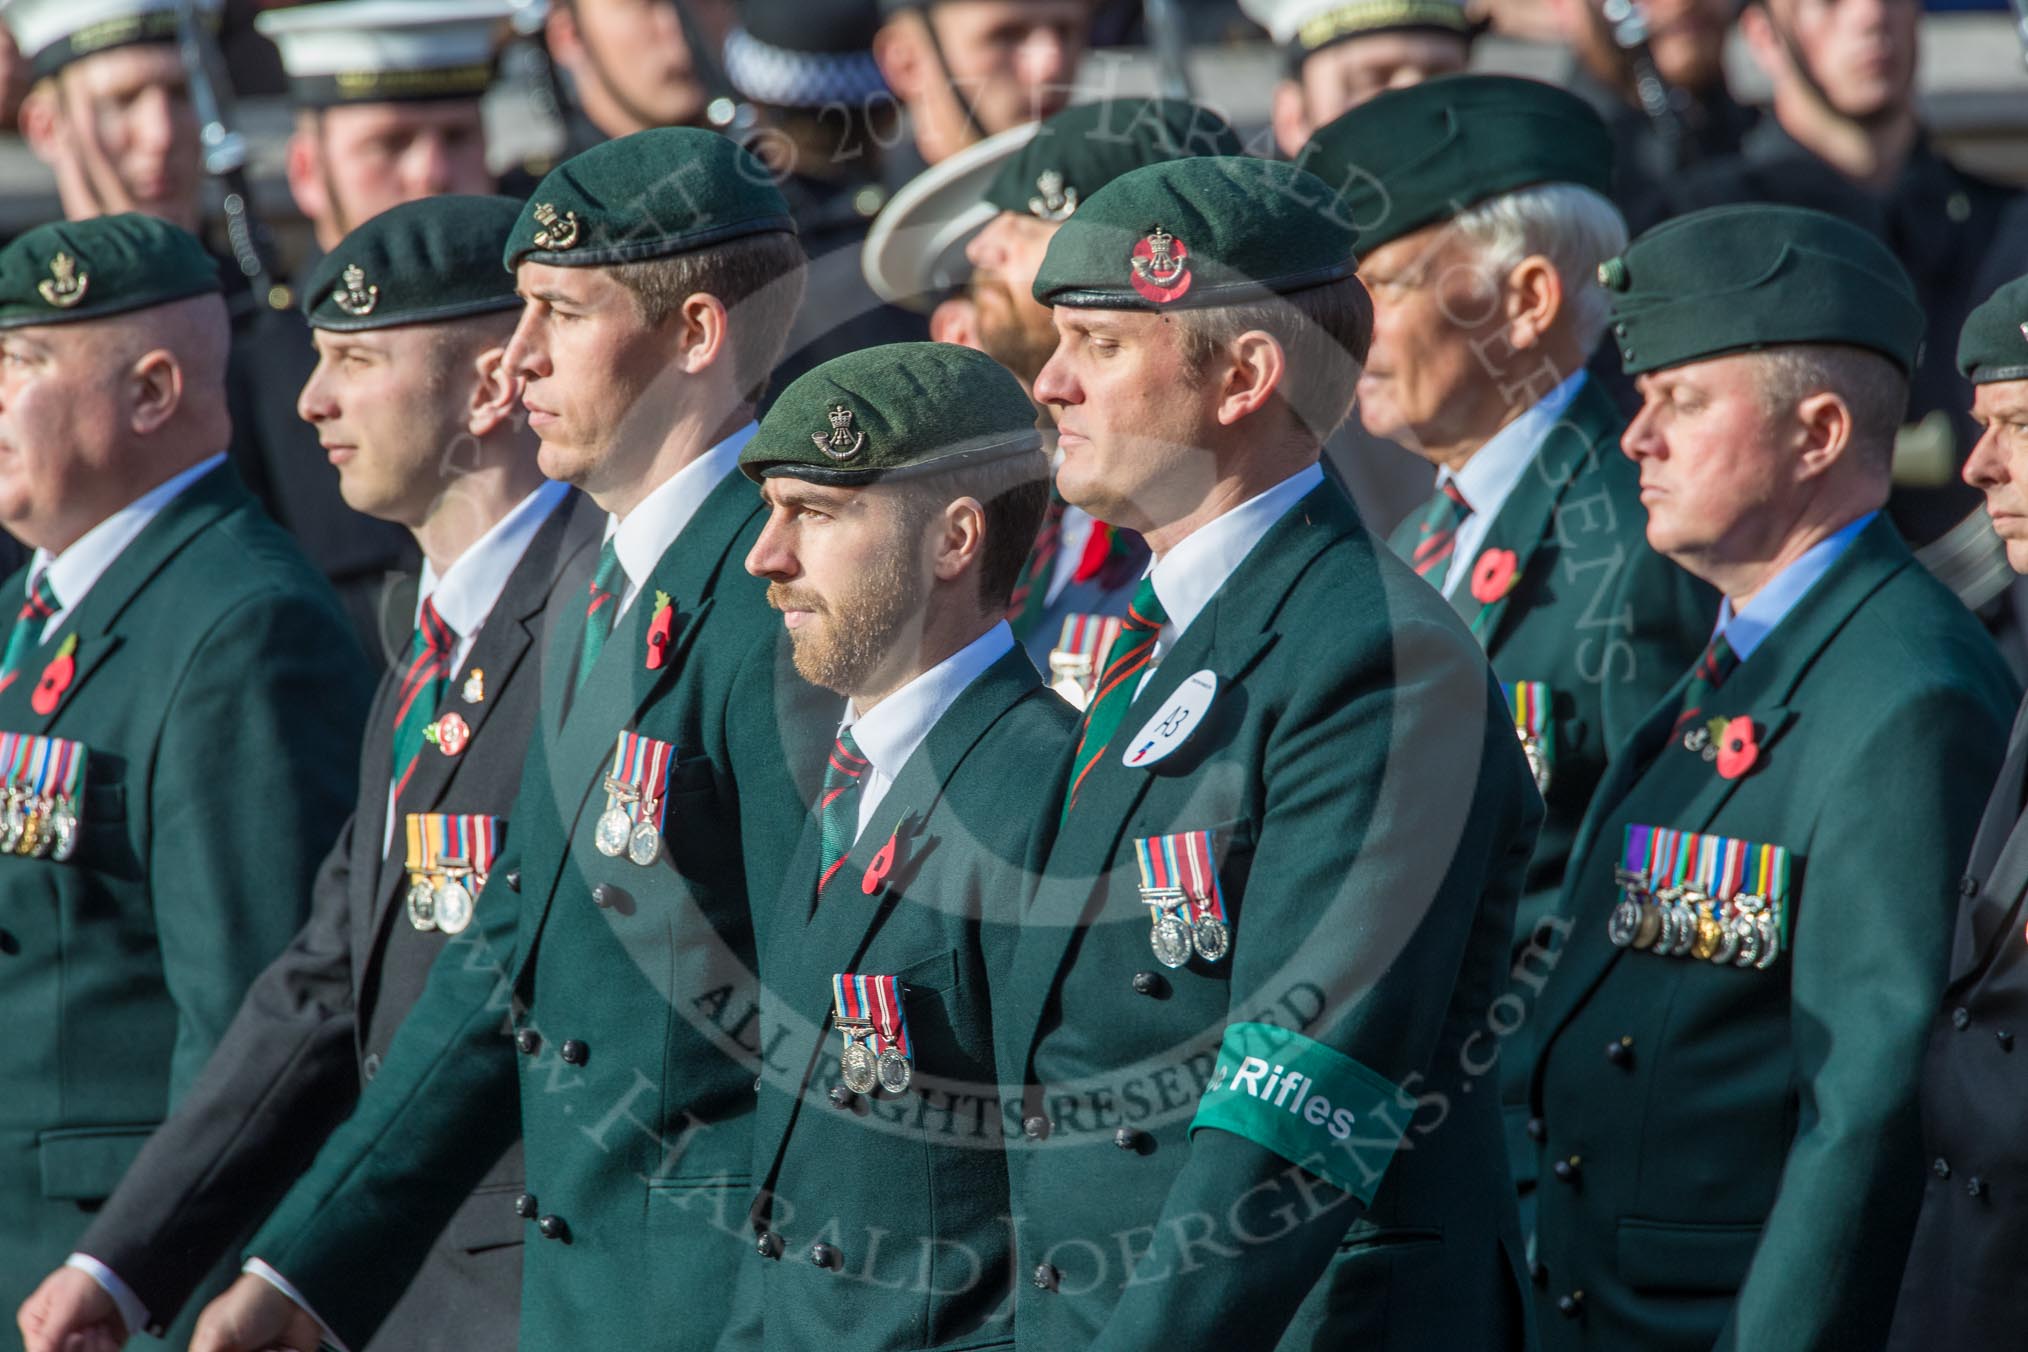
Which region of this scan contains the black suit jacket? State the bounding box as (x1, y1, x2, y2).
(74, 488, 597, 1348)
(1889, 692, 2028, 1350)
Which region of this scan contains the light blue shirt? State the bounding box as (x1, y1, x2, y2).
(1436, 370, 1587, 600)
(1714, 512, 1875, 661)
(842, 620, 1015, 839)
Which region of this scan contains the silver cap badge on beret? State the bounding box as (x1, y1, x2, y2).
(812, 404, 866, 460)
(334, 263, 379, 317)
(37, 253, 87, 309)
(532, 203, 581, 251)
(1029, 170, 1078, 223)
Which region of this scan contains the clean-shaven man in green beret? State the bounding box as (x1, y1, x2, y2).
(734, 342, 1074, 1349)
(966, 99, 1236, 681)
(1525, 205, 2018, 1351)
(1301, 74, 1716, 1226)
(1888, 272, 2028, 1352)
(17, 195, 580, 1352)
(187, 128, 825, 1352)
(1005, 155, 1544, 1349)
(0, 213, 371, 1338)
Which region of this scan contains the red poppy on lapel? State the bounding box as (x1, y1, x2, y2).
(1715, 716, 1759, 780)
(1470, 549, 1520, 604)
(863, 831, 898, 895)
(32, 634, 77, 717)
(644, 590, 674, 670)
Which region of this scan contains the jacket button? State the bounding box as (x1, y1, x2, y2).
(515, 1192, 538, 1218)
(1114, 1127, 1142, 1151)
(1529, 1261, 1548, 1287)
(1553, 1156, 1582, 1183)
(560, 1039, 589, 1066)
(1022, 1116, 1050, 1141)
(1960, 875, 1979, 896)
(1131, 971, 1163, 996)
(1954, 1007, 1973, 1031)
(809, 1243, 839, 1269)
(361, 1053, 381, 1081)
(1032, 1263, 1060, 1291)
(1525, 1116, 1546, 1142)
(1999, 1030, 2015, 1052)
(830, 1085, 857, 1109)
(516, 1029, 541, 1056)
(1557, 1291, 1585, 1318)
(1933, 1157, 1951, 1179)
(592, 883, 619, 909)
(505, 869, 521, 892)
(538, 1215, 569, 1241)
(756, 1232, 782, 1260)
(1967, 1176, 1987, 1198)
(1605, 1036, 1634, 1067)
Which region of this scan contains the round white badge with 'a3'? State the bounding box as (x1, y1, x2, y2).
(1121, 670, 1218, 769)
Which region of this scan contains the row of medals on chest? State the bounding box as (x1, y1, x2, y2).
(407, 857, 483, 935)
(837, 1019, 913, 1098)
(1607, 868, 1781, 969)
(0, 784, 76, 860)
(595, 773, 663, 867)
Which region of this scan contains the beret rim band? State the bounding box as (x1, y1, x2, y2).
(507, 216, 798, 270)
(0, 283, 220, 330)
(1968, 362, 2028, 385)
(1038, 258, 1359, 310)
(306, 291, 524, 332)
(1619, 333, 1919, 379)
(741, 431, 1046, 485)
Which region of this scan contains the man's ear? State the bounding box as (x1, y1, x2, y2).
(18, 80, 58, 165)
(1214, 330, 1286, 427)
(546, 3, 587, 75)
(467, 343, 520, 437)
(673, 292, 731, 375)
(932, 494, 987, 586)
(1793, 389, 1855, 482)
(873, 15, 928, 105)
(283, 127, 327, 226)
(1270, 80, 1311, 161)
(1503, 254, 1564, 354)
(1737, 3, 1786, 83)
(128, 349, 183, 437)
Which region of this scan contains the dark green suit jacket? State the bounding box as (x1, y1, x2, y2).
(1526, 515, 2017, 1351)
(739, 644, 1075, 1351)
(0, 463, 370, 1339)
(998, 478, 1544, 1351)
(243, 467, 826, 1350)
(1387, 378, 1716, 1203)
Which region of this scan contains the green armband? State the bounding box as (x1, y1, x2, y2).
(1188, 1022, 1409, 1204)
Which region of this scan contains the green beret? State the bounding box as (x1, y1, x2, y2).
(306, 195, 524, 331)
(1958, 275, 2028, 385)
(741, 342, 1043, 486)
(982, 99, 1244, 223)
(1032, 156, 1357, 310)
(1297, 74, 1615, 254)
(1598, 204, 1923, 377)
(505, 128, 796, 270)
(0, 213, 218, 331)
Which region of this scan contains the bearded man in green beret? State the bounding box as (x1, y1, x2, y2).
(1524, 205, 2017, 1351)
(1001, 154, 1543, 1350)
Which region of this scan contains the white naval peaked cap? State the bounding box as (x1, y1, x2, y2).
(0, 0, 222, 80)
(1237, 0, 1471, 57)
(255, 0, 517, 107)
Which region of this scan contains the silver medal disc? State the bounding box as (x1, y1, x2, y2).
(1607, 899, 1641, 948)
(407, 879, 438, 931)
(1733, 918, 1763, 968)
(1151, 912, 1193, 969)
(840, 1038, 879, 1095)
(594, 805, 632, 858)
(877, 1048, 912, 1095)
(1668, 905, 1698, 957)
(627, 820, 661, 867)
(49, 798, 76, 862)
(1522, 737, 1550, 796)
(434, 878, 475, 935)
(1191, 915, 1230, 963)
(1710, 915, 1741, 965)
(1755, 915, 1781, 970)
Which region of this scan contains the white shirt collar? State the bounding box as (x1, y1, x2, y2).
(1148, 463, 1324, 644)
(1440, 370, 1587, 524)
(843, 621, 1015, 781)
(417, 480, 571, 642)
(602, 423, 757, 607)
(32, 453, 227, 629)
(1714, 512, 1875, 662)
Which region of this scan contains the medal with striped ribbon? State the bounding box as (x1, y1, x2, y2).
(1048, 613, 1125, 711)
(405, 813, 503, 935)
(1508, 681, 1552, 794)
(596, 731, 675, 866)
(0, 732, 85, 860)
(1609, 823, 1791, 970)
(1134, 831, 1232, 967)
(833, 973, 909, 1096)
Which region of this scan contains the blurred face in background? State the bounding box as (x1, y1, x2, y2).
(288, 101, 495, 251)
(964, 211, 1060, 390)
(548, 0, 736, 136)
(1271, 30, 1469, 158)
(1747, 0, 1917, 124)
(21, 44, 201, 232)
(1554, 0, 1735, 97)
(875, 0, 1090, 164)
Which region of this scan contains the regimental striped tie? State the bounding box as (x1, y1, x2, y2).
(1006, 494, 1068, 642)
(1062, 576, 1167, 816)
(816, 729, 871, 898)
(0, 571, 58, 696)
(392, 598, 455, 799)
(1672, 631, 1740, 736)
(1410, 481, 1473, 588)
(576, 540, 626, 693)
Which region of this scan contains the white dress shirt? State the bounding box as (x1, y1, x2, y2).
(839, 622, 1014, 840)
(1435, 370, 1586, 599)
(30, 453, 227, 638)
(1045, 503, 1101, 608)
(603, 424, 756, 622)
(1713, 512, 1875, 662)
(1146, 462, 1325, 665)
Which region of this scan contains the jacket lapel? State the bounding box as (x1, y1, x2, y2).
(1947, 698, 2028, 982)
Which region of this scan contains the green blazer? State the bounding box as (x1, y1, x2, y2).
(0, 463, 370, 1338)
(1526, 515, 2017, 1352)
(245, 471, 827, 1350)
(997, 479, 1544, 1351)
(1387, 378, 1716, 1201)
(739, 645, 1076, 1351)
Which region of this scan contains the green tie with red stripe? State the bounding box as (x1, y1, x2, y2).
(1410, 481, 1472, 588)
(1062, 576, 1166, 816)
(1672, 631, 1739, 735)
(0, 571, 58, 696)
(392, 598, 454, 799)
(816, 728, 870, 898)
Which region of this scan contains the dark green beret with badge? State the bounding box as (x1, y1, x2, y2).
(305, 195, 524, 332)
(505, 127, 797, 270)
(0, 213, 219, 330)
(1958, 274, 2028, 386)
(1597, 203, 1924, 377)
(1298, 74, 1615, 254)
(982, 98, 1244, 223)
(1032, 155, 1357, 310)
(740, 341, 1043, 485)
